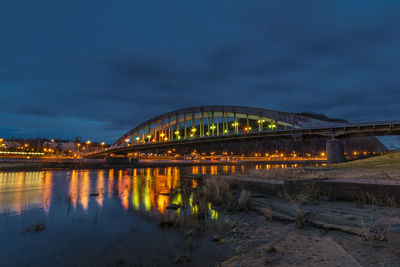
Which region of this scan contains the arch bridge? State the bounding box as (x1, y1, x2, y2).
(86, 106, 400, 163)
(110, 106, 328, 149)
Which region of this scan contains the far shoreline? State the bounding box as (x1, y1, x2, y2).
(0, 158, 326, 172)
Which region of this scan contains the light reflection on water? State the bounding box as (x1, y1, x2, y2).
(0, 164, 313, 266)
(0, 164, 311, 215)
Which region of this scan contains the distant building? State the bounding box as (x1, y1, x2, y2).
(60, 141, 76, 152)
(43, 141, 59, 149)
(2, 140, 21, 149)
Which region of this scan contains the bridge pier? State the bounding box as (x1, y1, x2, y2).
(326, 139, 345, 164)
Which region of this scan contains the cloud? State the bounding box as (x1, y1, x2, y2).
(1, 1, 400, 142)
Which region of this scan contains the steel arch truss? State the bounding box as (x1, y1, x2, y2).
(111, 106, 312, 148)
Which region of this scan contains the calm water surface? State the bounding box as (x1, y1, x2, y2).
(0, 164, 301, 266)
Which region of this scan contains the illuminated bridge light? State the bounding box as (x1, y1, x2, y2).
(101, 106, 344, 154)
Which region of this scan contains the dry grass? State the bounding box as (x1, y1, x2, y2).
(329, 151, 400, 170)
(205, 178, 227, 201)
(262, 206, 273, 221)
(295, 182, 320, 204)
(238, 189, 252, 211)
(317, 151, 400, 179)
(234, 152, 400, 181)
(239, 166, 400, 180)
(356, 192, 397, 206)
(279, 181, 320, 204)
(240, 167, 307, 180)
(266, 244, 277, 252)
(204, 177, 232, 206)
(361, 211, 397, 241)
(307, 168, 400, 180)
(295, 209, 304, 229)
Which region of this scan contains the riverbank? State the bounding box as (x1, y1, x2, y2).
(212, 151, 400, 204)
(182, 174, 400, 266)
(220, 195, 400, 266)
(1, 163, 399, 266)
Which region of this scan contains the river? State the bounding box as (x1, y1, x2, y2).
(0, 164, 306, 266)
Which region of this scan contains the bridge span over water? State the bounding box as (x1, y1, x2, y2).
(85, 106, 400, 163)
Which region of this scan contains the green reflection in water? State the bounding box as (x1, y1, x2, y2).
(0, 164, 308, 219)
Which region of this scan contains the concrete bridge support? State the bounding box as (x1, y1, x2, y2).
(326, 139, 345, 164)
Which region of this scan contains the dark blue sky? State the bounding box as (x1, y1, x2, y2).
(1, 0, 400, 143)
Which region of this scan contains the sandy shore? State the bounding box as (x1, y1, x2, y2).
(217, 192, 400, 266)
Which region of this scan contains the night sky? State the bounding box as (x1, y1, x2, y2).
(1, 1, 400, 144)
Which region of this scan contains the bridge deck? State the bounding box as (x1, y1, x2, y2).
(85, 121, 400, 158)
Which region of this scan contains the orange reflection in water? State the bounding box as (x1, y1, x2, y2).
(80, 171, 90, 211)
(201, 166, 206, 174)
(41, 172, 52, 213)
(69, 170, 79, 208)
(108, 169, 114, 196)
(0, 171, 51, 214)
(223, 165, 229, 173)
(154, 173, 169, 213)
(157, 194, 169, 213)
(118, 170, 131, 210)
(192, 166, 199, 174)
(96, 170, 104, 207)
(15, 172, 25, 214)
(0, 164, 312, 217)
(210, 166, 218, 175)
(69, 170, 90, 211)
